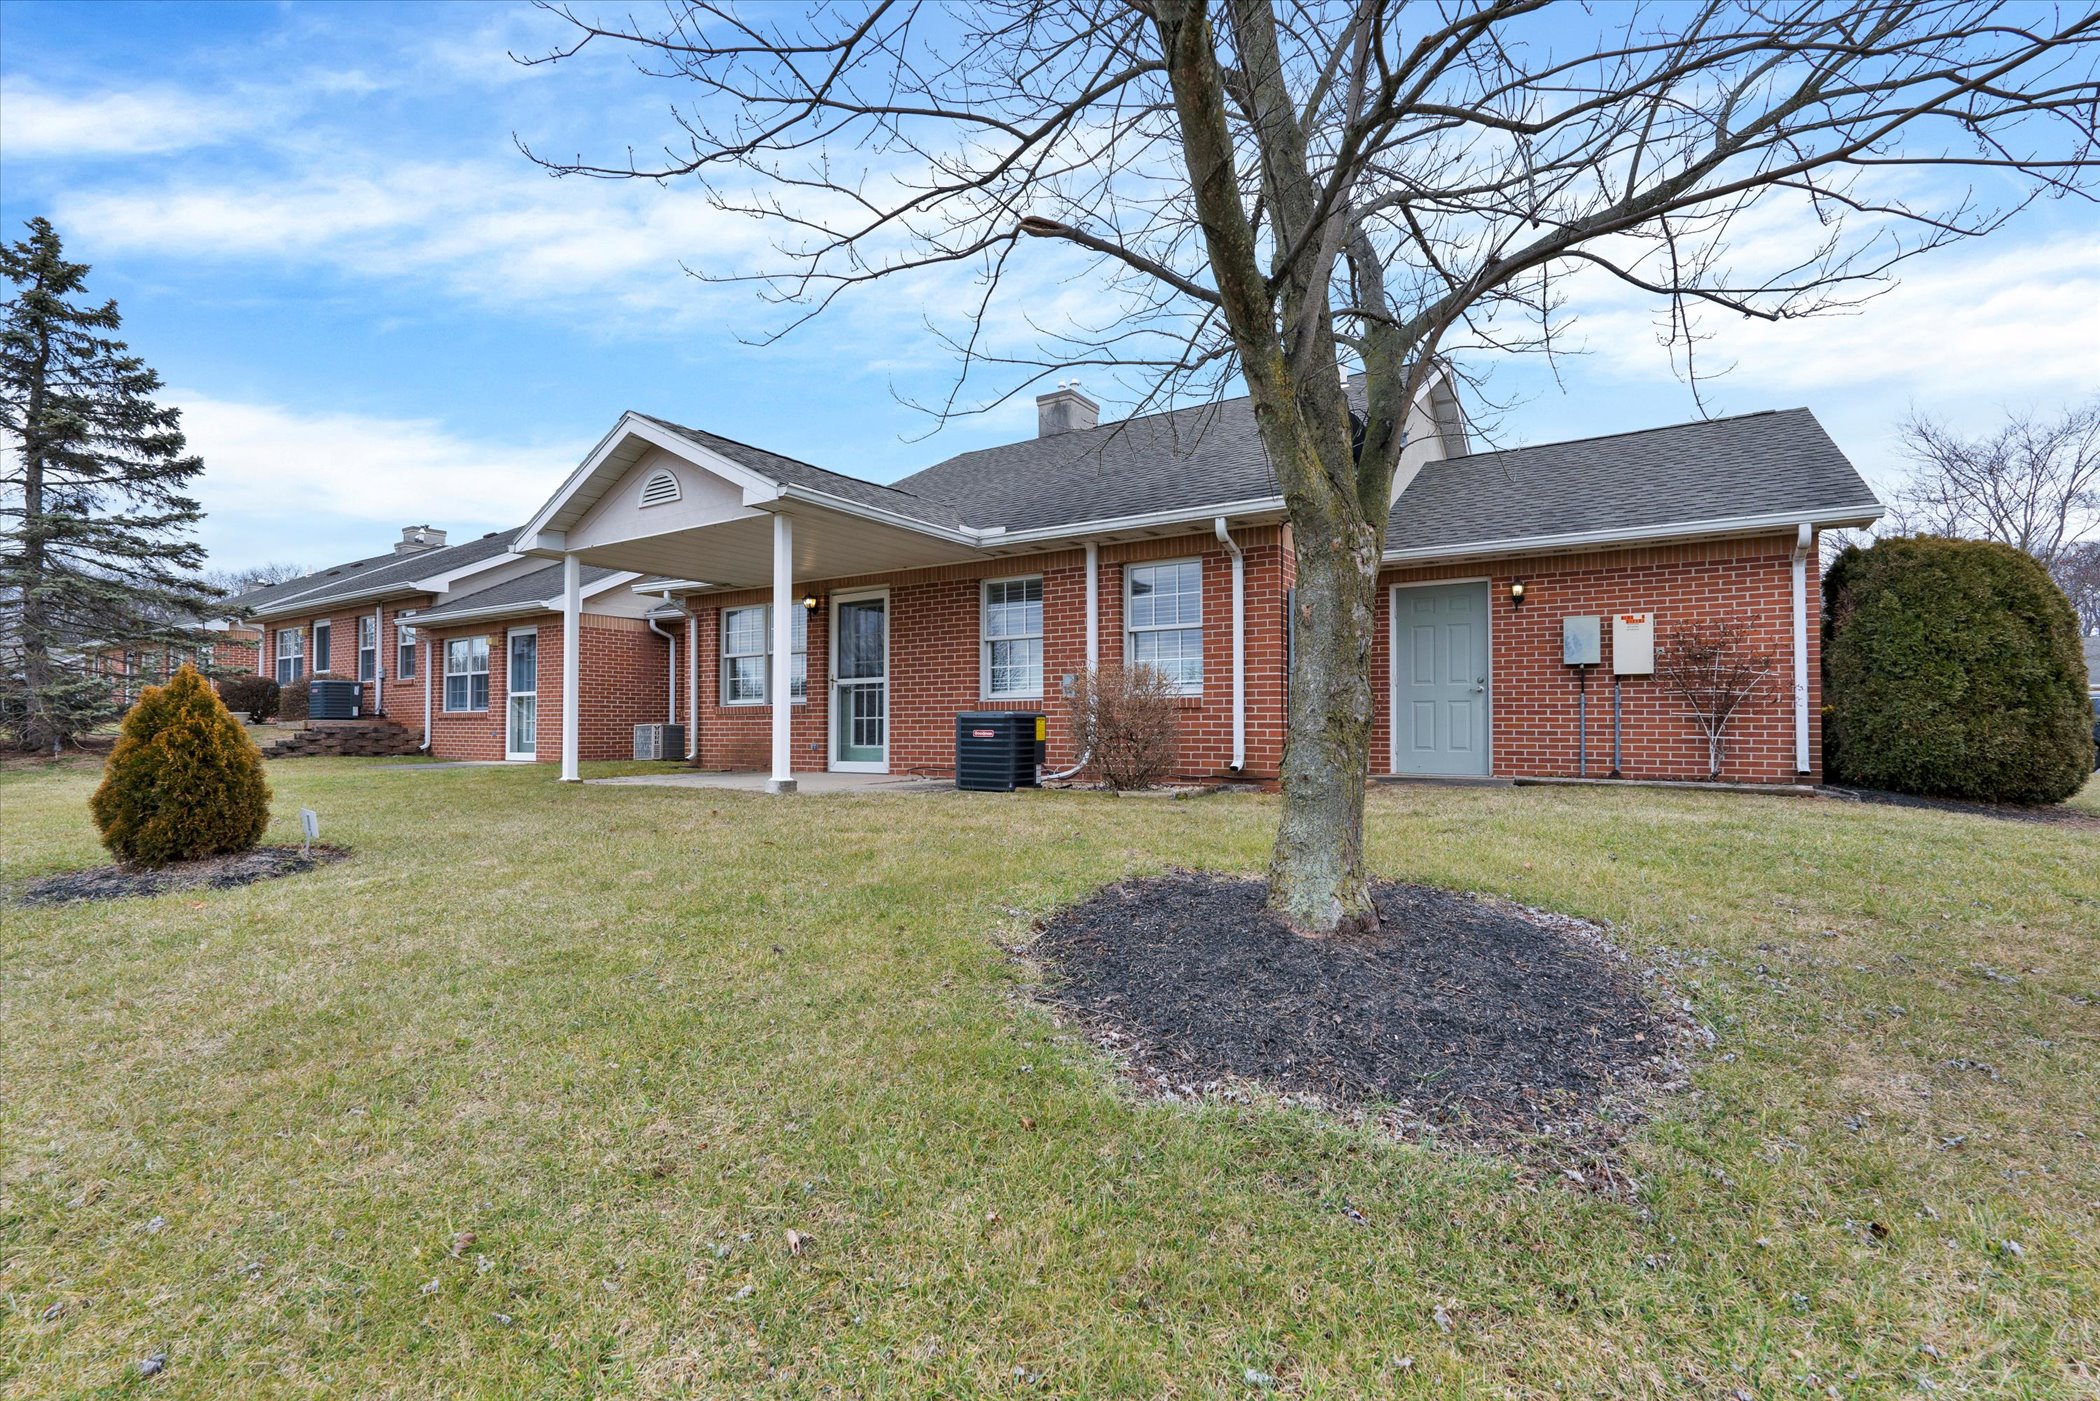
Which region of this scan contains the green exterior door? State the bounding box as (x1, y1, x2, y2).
(832, 594, 887, 769)
(1391, 581, 1490, 776)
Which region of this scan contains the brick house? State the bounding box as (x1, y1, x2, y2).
(503, 372, 1882, 789)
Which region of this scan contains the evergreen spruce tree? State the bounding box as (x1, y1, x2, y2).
(1, 217, 219, 753)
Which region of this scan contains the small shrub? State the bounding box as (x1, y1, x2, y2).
(217, 673, 280, 722)
(1067, 663, 1180, 790)
(1656, 620, 1775, 778)
(1824, 535, 2094, 804)
(90, 664, 272, 865)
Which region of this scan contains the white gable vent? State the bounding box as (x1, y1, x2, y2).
(638, 468, 682, 508)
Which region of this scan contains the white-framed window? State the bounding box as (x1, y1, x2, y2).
(443, 636, 490, 712)
(1126, 559, 1203, 692)
(720, 604, 807, 705)
(358, 615, 378, 682)
(982, 575, 1044, 698)
(396, 624, 418, 679)
(312, 619, 332, 673)
(274, 627, 305, 686)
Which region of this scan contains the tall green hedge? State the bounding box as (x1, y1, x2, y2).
(1824, 536, 2094, 804)
(90, 664, 272, 865)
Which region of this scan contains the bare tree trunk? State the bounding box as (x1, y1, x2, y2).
(19, 302, 56, 756)
(1268, 510, 1382, 934)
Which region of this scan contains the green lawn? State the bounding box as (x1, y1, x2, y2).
(3, 759, 2095, 1398)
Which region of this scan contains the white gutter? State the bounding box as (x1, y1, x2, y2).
(1214, 517, 1246, 774)
(1792, 522, 1812, 775)
(1382, 504, 1884, 566)
(1084, 541, 1099, 670)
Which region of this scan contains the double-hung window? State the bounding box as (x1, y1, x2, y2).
(982, 576, 1044, 699)
(313, 619, 332, 673)
(396, 624, 418, 679)
(720, 604, 807, 704)
(358, 615, 378, 682)
(274, 628, 305, 686)
(443, 636, 490, 711)
(1126, 560, 1203, 692)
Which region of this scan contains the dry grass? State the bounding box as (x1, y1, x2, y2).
(2, 757, 2094, 1397)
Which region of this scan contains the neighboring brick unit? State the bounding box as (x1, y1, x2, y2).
(257, 600, 427, 718)
(419, 612, 670, 763)
(1371, 532, 1819, 784)
(681, 526, 1289, 781)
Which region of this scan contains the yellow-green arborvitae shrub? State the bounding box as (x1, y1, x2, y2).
(90, 663, 272, 865)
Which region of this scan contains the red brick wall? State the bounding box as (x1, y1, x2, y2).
(258, 601, 427, 717)
(682, 527, 1290, 780)
(420, 613, 670, 762)
(1371, 533, 1820, 783)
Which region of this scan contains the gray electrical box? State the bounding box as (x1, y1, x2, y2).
(1562, 615, 1601, 666)
(1612, 612, 1655, 675)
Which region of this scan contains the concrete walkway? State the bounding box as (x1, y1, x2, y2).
(587, 770, 952, 794)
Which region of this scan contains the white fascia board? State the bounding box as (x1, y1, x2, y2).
(410, 551, 525, 593)
(401, 572, 642, 627)
(770, 483, 981, 546)
(1381, 502, 1886, 566)
(631, 577, 713, 595)
(989, 496, 1288, 546)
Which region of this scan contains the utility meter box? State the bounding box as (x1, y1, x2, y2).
(1612, 612, 1655, 675)
(1562, 615, 1601, 667)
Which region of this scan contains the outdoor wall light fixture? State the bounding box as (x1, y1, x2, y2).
(801, 591, 820, 612)
(1509, 579, 1528, 609)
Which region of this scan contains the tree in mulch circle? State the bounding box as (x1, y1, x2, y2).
(90, 663, 271, 865)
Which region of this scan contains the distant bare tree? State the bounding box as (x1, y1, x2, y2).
(1891, 400, 2100, 574)
(204, 562, 310, 599)
(1657, 621, 1774, 779)
(524, 1, 2100, 932)
(2056, 539, 2100, 634)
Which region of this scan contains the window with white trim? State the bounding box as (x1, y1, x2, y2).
(981, 575, 1044, 698)
(396, 624, 418, 679)
(358, 615, 378, 682)
(274, 628, 305, 686)
(720, 604, 807, 704)
(313, 619, 332, 673)
(1126, 560, 1203, 692)
(443, 636, 490, 711)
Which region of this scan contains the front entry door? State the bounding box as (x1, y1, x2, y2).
(1391, 581, 1490, 776)
(506, 628, 538, 761)
(831, 593, 888, 771)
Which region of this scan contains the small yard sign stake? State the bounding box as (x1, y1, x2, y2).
(299, 807, 318, 856)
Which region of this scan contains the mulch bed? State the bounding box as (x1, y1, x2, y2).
(1823, 784, 2100, 828)
(14, 845, 349, 908)
(1030, 872, 1702, 1166)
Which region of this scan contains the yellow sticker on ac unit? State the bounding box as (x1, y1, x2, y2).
(1035, 716, 1047, 742)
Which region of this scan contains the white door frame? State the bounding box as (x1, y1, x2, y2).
(828, 586, 890, 773)
(505, 625, 539, 762)
(1387, 577, 1493, 776)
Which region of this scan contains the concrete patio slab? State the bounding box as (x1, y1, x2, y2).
(588, 770, 952, 794)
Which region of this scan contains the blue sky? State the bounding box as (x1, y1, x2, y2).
(3, 1, 2096, 572)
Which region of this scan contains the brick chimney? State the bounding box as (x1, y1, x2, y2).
(1036, 382, 1100, 437)
(394, 525, 447, 554)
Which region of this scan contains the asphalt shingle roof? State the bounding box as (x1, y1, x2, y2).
(409, 562, 626, 622)
(639, 416, 970, 530)
(229, 531, 520, 617)
(1385, 409, 1880, 553)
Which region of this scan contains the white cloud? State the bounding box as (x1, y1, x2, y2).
(175, 393, 582, 568)
(0, 78, 259, 158)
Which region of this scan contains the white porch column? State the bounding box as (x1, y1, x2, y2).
(685, 611, 698, 760)
(767, 513, 798, 794)
(560, 552, 582, 782)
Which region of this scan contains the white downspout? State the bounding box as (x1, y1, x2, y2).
(560, 553, 582, 782)
(685, 610, 698, 760)
(1084, 541, 1100, 671)
(646, 610, 679, 723)
(1792, 522, 1812, 777)
(373, 604, 384, 716)
(419, 633, 432, 750)
(1214, 517, 1246, 774)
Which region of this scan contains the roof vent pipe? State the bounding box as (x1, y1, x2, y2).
(1036, 382, 1100, 437)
